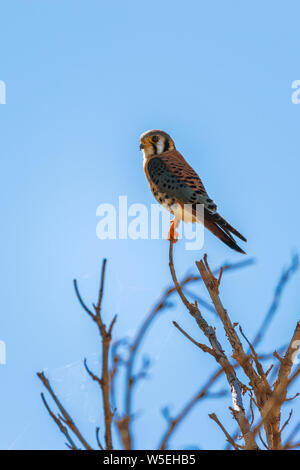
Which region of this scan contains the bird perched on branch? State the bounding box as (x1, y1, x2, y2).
(140, 129, 246, 253)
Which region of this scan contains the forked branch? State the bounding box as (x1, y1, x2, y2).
(168, 241, 258, 449)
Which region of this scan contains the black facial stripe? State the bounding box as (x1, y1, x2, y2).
(151, 143, 157, 155)
(163, 139, 170, 152)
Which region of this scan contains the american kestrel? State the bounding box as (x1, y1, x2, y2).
(140, 129, 246, 253)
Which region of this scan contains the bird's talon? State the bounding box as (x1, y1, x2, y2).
(167, 232, 179, 243)
(167, 222, 179, 243)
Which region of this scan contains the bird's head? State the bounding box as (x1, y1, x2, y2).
(139, 129, 175, 159)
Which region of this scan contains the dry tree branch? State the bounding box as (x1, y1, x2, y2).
(120, 285, 175, 449)
(208, 413, 242, 450)
(194, 251, 299, 450)
(123, 275, 202, 419)
(39, 259, 116, 450)
(168, 241, 258, 450)
(40, 392, 78, 450)
(124, 258, 255, 416)
(73, 259, 116, 450)
(251, 321, 300, 449)
(283, 422, 300, 449)
(224, 257, 299, 450)
(280, 410, 293, 434)
(226, 346, 286, 450)
(258, 430, 269, 450)
(158, 367, 224, 450)
(251, 254, 299, 349)
(274, 321, 300, 396)
(38, 244, 298, 451)
(37, 372, 93, 450)
(196, 256, 271, 392)
(170, 242, 299, 450)
(284, 441, 300, 450)
(118, 256, 253, 449)
(285, 392, 300, 402)
(159, 348, 282, 450)
(195, 255, 283, 448)
(38, 253, 252, 451)
(110, 339, 125, 412)
(96, 427, 104, 450)
(173, 321, 218, 356)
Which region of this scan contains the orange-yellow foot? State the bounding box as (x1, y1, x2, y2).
(167, 220, 179, 243)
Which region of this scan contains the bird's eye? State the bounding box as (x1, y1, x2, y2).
(152, 136, 159, 143)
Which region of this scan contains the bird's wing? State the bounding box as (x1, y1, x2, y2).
(146, 150, 247, 252)
(147, 150, 217, 213)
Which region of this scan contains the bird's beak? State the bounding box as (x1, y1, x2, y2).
(139, 143, 144, 150)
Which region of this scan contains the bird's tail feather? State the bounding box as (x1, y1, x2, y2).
(203, 211, 246, 254)
(211, 213, 247, 242)
(191, 205, 247, 253)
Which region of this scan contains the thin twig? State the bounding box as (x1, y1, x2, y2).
(209, 413, 242, 450)
(280, 410, 293, 434)
(173, 321, 217, 357)
(159, 368, 224, 450)
(96, 427, 104, 450)
(251, 254, 299, 349)
(258, 430, 269, 450)
(37, 372, 93, 450)
(40, 393, 78, 450)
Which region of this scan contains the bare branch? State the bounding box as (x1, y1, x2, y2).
(83, 358, 102, 386)
(96, 427, 104, 450)
(252, 321, 300, 449)
(173, 321, 218, 357)
(39, 245, 297, 452)
(73, 279, 95, 320)
(265, 364, 274, 377)
(74, 259, 115, 450)
(280, 410, 293, 434)
(258, 430, 269, 450)
(251, 254, 299, 349)
(239, 326, 269, 386)
(40, 393, 78, 450)
(94, 258, 107, 317)
(158, 353, 279, 450)
(159, 367, 224, 450)
(285, 392, 300, 402)
(196, 255, 280, 447)
(273, 351, 284, 364)
(169, 242, 258, 449)
(116, 416, 131, 450)
(209, 413, 241, 450)
(283, 422, 300, 449)
(37, 372, 93, 450)
(120, 255, 254, 449)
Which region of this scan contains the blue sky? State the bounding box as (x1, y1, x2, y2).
(0, 0, 299, 450)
